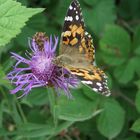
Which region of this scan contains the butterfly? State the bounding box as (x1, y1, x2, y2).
(57, 0, 111, 96)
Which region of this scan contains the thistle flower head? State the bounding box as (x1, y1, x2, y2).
(7, 33, 78, 98)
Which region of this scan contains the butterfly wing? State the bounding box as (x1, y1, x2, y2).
(59, 0, 95, 66)
(60, 0, 85, 47)
(59, 0, 111, 96)
(70, 67, 111, 96)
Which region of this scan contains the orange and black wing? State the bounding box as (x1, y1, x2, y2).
(59, 0, 110, 96)
(60, 0, 95, 65)
(61, 0, 85, 47)
(70, 67, 111, 96)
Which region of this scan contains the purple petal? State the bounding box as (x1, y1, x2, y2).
(10, 84, 24, 94)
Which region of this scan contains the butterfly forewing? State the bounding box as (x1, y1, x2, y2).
(60, 0, 95, 65)
(61, 0, 85, 47)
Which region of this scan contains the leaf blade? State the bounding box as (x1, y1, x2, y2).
(0, 0, 44, 46)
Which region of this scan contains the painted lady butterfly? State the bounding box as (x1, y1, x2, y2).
(57, 0, 111, 96)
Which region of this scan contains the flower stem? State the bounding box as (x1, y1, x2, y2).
(47, 88, 59, 127)
(0, 87, 11, 110)
(14, 95, 27, 123)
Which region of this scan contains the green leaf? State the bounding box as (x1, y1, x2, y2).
(125, 137, 139, 140)
(0, 128, 17, 136)
(76, 118, 106, 140)
(0, 0, 44, 47)
(99, 25, 131, 66)
(131, 118, 140, 133)
(135, 80, 140, 89)
(135, 91, 140, 113)
(113, 62, 134, 84)
(0, 121, 73, 138)
(118, 0, 140, 20)
(11, 99, 23, 125)
(0, 101, 4, 128)
(119, 137, 139, 140)
(114, 56, 140, 84)
(97, 99, 125, 139)
(55, 0, 71, 25)
(0, 65, 12, 89)
(84, 0, 116, 35)
(83, 0, 98, 6)
(134, 45, 140, 55)
(27, 109, 47, 124)
(21, 88, 49, 106)
(55, 89, 101, 122)
(133, 25, 140, 49)
(15, 13, 47, 47)
(0, 42, 13, 56)
(53, 121, 73, 137)
(100, 52, 126, 66)
(131, 56, 140, 76)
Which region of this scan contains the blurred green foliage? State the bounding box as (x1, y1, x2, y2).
(0, 0, 140, 139)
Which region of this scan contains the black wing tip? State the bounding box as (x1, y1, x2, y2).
(64, 0, 84, 26)
(69, 0, 81, 10)
(72, 0, 79, 4)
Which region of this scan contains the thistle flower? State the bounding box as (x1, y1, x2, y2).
(7, 33, 78, 98)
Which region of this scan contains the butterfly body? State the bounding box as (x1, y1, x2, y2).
(57, 0, 111, 96)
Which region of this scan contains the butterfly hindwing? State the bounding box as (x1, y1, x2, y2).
(69, 67, 111, 96)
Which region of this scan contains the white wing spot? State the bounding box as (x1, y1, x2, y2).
(81, 81, 92, 85)
(105, 92, 111, 96)
(99, 86, 103, 90)
(93, 88, 98, 92)
(76, 11, 78, 14)
(103, 74, 107, 78)
(88, 34, 91, 38)
(85, 32, 88, 35)
(65, 17, 67, 21)
(104, 82, 107, 85)
(75, 15, 79, 20)
(69, 16, 73, 21)
(69, 5, 73, 10)
(65, 16, 73, 21)
(74, 8, 76, 10)
(96, 82, 102, 87)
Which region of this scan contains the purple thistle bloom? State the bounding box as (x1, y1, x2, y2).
(7, 35, 79, 98)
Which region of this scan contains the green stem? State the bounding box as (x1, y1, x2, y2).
(48, 88, 56, 114)
(0, 87, 11, 110)
(47, 88, 58, 127)
(0, 87, 7, 99)
(14, 95, 27, 123)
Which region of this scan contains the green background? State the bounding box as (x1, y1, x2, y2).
(0, 0, 140, 139)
